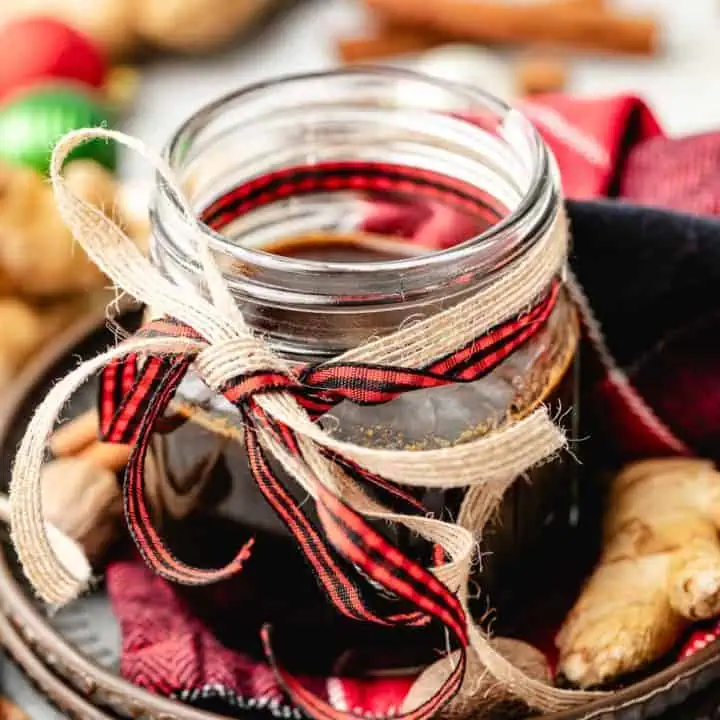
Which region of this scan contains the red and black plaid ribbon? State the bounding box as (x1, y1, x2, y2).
(98, 161, 561, 718)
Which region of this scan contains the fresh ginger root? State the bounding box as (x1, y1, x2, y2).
(135, 0, 275, 53)
(556, 458, 720, 688)
(0, 159, 146, 296)
(0, 0, 277, 60)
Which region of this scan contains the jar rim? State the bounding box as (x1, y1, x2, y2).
(158, 66, 555, 279)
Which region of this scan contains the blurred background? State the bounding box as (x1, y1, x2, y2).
(0, 0, 715, 398)
(122, 0, 719, 177)
(0, 0, 717, 178)
(2, 0, 717, 175)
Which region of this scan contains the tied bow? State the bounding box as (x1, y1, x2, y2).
(97, 277, 558, 720)
(9, 128, 596, 717)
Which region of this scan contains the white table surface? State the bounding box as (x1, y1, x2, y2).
(123, 0, 720, 180)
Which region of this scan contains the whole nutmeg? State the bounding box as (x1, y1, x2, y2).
(135, 0, 274, 52)
(0, 493, 91, 585)
(40, 457, 122, 564)
(401, 637, 550, 718)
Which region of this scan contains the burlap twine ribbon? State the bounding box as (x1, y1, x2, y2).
(9, 128, 602, 713)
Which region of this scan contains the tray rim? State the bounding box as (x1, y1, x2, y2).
(0, 307, 234, 720)
(0, 598, 111, 720)
(1, 309, 720, 720)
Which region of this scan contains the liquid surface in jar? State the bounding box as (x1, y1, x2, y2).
(259, 231, 429, 263)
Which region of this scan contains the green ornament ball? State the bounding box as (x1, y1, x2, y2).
(0, 85, 116, 175)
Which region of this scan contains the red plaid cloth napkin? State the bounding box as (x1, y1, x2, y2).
(108, 554, 416, 717)
(106, 93, 720, 716)
(523, 92, 663, 199)
(621, 130, 720, 216)
(364, 94, 664, 250)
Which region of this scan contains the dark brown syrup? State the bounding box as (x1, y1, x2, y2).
(260, 231, 426, 262)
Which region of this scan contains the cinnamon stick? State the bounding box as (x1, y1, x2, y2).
(77, 441, 132, 473)
(337, 27, 444, 63)
(50, 410, 133, 472)
(364, 0, 659, 55)
(49, 409, 99, 457)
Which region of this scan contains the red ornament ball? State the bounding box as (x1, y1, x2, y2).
(0, 17, 107, 104)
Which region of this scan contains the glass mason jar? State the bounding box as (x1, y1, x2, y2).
(149, 68, 579, 612)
